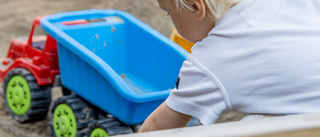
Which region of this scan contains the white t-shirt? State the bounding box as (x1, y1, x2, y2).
(166, 0, 320, 125)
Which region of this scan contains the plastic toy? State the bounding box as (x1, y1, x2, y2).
(0, 16, 59, 122)
(1, 9, 193, 137)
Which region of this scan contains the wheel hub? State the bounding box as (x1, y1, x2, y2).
(12, 87, 23, 104)
(59, 115, 71, 134)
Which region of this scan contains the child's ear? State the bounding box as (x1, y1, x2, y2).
(185, 0, 206, 20)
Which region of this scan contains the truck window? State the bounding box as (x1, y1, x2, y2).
(31, 26, 47, 51)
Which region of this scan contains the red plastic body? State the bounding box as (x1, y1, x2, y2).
(0, 16, 60, 86)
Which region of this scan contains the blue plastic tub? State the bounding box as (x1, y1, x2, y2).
(41, 9, 188, 125)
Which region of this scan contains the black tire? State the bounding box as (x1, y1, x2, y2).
(49, 95, 97, 137)
(2, 68, 51, 122)
(85, 118, 134, 137)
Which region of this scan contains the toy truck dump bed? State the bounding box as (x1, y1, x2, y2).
(41, 9, 188, 125)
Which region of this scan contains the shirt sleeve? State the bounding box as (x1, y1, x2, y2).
(165, 57, 228, 125)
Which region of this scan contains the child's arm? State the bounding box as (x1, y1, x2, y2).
(138, 102, 192, 133)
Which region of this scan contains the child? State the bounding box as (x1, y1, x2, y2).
(139, 0, 320, 132)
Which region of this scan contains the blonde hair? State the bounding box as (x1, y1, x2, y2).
(174, 0, 240, 21)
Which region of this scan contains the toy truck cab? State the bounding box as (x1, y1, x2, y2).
(0, 16, 60, 122)
(0, 16, 60, 85)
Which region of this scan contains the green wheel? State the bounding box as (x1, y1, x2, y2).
(90, 128, 108, 137)
(2, 68, 51, 122)
(49, 95, 97, 137)
(6, 75, 31, 115)
(53, 104, 77, 137)
(86, 118, 133, 137)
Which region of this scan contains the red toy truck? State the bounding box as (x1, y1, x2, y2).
(0, 16, 60, 122)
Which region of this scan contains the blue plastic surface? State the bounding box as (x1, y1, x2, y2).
(41, 9, 188, 125)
